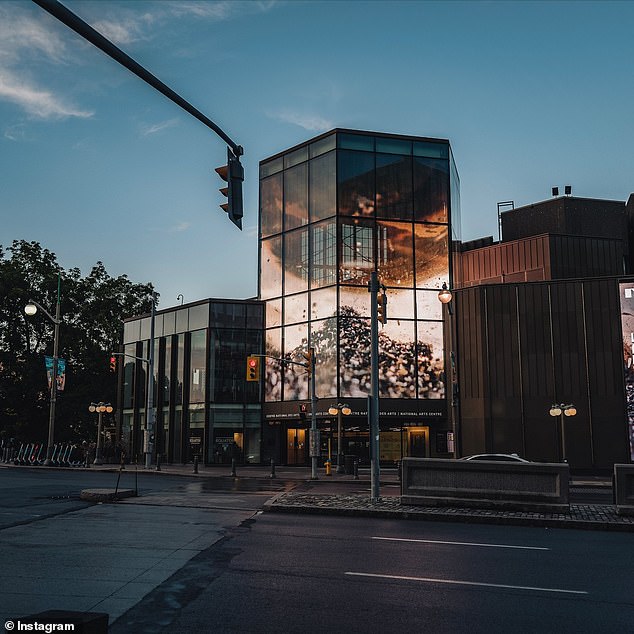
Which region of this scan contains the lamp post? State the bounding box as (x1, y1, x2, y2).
(549, 403, 577, 462)
(328, 404, 351, 473)
(89, 402, 113, 465)
(24, 275, 61, 467)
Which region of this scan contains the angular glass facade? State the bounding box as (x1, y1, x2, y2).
(258, 129, 459, 464)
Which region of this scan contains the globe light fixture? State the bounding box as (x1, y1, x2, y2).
(329, 404, 352, 474)
(438, 282, 453, 304)
(89, 401, 113, 465)
(549, 403, 576, 462)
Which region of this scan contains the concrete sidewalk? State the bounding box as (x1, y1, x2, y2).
(5, 461, 626, 531)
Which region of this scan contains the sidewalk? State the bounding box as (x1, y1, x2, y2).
(5, 462, 630, 532)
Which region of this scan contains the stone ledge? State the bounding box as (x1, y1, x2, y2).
(80, 488, 136, 502)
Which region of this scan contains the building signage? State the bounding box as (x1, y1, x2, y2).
(620, 282, 634, 461)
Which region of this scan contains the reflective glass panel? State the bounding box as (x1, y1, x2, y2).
(413, 157, 449, 223)
(417, 321, 445, 399)
(175, 334, 185, 405)
(414, 223, 449, 289)
(244, 329, 261, 403)
(310, 286, 337, 321)
(284, 163, 308, 230)
(209, 328, 244, 403)
(260, 156, 283, 178)
(189, 303, 209, 330)
(260, 236, 282, 299)
(383, 287, 415, 319)
(416, 289, 443, 320)
(376, 154, 413, 220)
(376, 137, 412, 155)
(339, 285, 370, 318)
(339, 314, 371, 397)
(284, 146, 308, 169)
(163, 336, 172, 406)
(163, 311, 176, 336)
(260, 173, 283, 237)
(310, 219, 337, 288)
(377, 221, 414, 287)
(283, 323, 309, 401)
(379, 320, 416, 399)
(265, 328, 282, 402)
(210, 302, 246, 328)
(123, 343, 136, 408)
(413, 141, 448, 159)
(284, 292, 309, 325)
(283, 228, 309, 295)
(266, 298, 282, 328)
(450, 151, 462, 241)
(311, 318, 338, 398)
(338, 133, 374, 151)
(309, 133, 336, 158)
(189, 329, 207, 403)
(339, 218, 374, 285)
(175, 309, 188, 333)
(123, 320, 140, 344)
(309, 151, 336, 223)
(337, 150, 375, 217)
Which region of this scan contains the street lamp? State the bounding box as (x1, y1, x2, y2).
(24, 279, 61, 467)
(89, 402, 113, 465)
(438, 282, 453, 305)
(328, 404, 352, 473)
(549, 403, 577, 462)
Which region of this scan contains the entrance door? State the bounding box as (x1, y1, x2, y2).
(287, 429, 306, 465)
(410, 430, 428, 457)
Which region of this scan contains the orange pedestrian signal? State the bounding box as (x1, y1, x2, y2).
(246, 355, 260, 382)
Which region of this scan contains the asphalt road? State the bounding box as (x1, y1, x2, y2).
(113, 512, 634, 634)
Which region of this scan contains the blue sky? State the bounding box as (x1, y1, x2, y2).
(2, 0, 633, 309)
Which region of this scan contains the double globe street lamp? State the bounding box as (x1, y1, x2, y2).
(89, 402, 114, 465)
(328, 404, 352, 474)
(24, 292, 61, 467)
(549, 403, 577, 462)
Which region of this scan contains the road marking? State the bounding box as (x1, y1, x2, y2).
(345, 572, 587, 595)
(371, 536, 549, 550)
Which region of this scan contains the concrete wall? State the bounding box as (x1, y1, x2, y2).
(401, 457, 569, 512)
(614, 464, 634, 516)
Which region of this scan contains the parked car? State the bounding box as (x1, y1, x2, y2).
(460, 453, 529, 462)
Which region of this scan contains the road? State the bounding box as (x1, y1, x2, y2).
(114, 512, 634, 634)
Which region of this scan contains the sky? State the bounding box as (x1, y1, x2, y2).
(2, 0, 633, 311)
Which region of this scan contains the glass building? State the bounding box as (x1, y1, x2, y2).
(259, 129, 461, 465)
(120, 299, 263, 465)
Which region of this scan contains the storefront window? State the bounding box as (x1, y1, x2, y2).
(189, 329, 206, 403)
(379, 320, 416, 399)
(339, 313, 371, 397)
(417, 321, 445, 399)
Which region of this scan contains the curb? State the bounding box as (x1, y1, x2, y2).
(79, 488, 136, 502)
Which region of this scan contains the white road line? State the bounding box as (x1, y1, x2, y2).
(345, 572, 588, 595)
(372, 536, 549, 550)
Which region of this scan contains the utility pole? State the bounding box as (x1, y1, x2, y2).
(368, 272, 381, 501)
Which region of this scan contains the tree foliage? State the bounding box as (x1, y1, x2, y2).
(0, 240, 156, 443)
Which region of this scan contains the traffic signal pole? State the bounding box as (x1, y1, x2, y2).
(368, 272, 381, 501)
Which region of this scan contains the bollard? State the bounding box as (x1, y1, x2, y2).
(231, 458, 237, 478)
(270, 458, 276, 479)
(325, 460, 332, 476)
(193, 454, 199, 474)
(353, 459, 359, 480)
(155, 454, 161, 472)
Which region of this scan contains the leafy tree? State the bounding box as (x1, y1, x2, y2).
(0, 240, 156, 446)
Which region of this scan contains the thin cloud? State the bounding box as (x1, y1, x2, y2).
(141, 118, 180, 136)
(269, 109, 333, 132)
(0, 69, 93, 120)
(170, 222, 191, 233)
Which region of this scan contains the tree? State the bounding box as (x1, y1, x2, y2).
(0, 240, 156, 445)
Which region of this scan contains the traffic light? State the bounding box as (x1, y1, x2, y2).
(215, 146, 244, 230)
(302, 348, 314, 377)
(246, 355, 260, 382)
(109, 355, 117, 372)
(377, 291, 388, 325)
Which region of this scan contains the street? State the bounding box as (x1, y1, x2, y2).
(1, 467, 631, 634)
(115, 512, 634, 634)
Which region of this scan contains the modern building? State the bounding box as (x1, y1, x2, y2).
(454, 193, 634, 470)
(257, 129, 460, 465)
(120, 298, 263, 464)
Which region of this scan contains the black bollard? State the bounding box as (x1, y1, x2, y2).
(155, 454, 161, 471)
(193, 454, 199, 474)
(353, 459, 359, 480)
(270, 458, 276, 479)
(231, 458, 237, 478)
